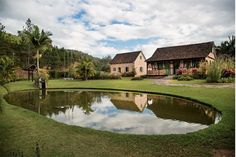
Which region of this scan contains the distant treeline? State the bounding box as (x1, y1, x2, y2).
(0, 19, 111, 72)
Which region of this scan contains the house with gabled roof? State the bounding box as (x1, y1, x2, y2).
(146, 41, 216, 76)
(110, 51, 147, 76)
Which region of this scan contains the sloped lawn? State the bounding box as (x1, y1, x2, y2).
(0, 79, 234, 157)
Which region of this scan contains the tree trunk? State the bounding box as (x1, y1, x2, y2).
(36, 49, 39, 75)
(85, 69, 87, 80)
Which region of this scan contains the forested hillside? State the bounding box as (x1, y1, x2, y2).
(0, 19, 111, 72)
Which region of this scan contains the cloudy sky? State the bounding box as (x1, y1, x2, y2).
(0, 0, 235, 58)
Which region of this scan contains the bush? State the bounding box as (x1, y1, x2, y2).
(122, 71, 135, 77)
(89, 71, 121, 80)
(36, 69, 49, 81)
(140, 75, 147, 79)
(173, 75, 180, 80)
(176, 69, 183, 75)
(221, 69, 235, 78)
(0, 55, 16, 84)
(131, 77, 144, 80)
(177, 75, 193, 81)
(192, 70, 207, 79)
(218, 77, 235, 83)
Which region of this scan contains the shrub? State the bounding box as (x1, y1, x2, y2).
(131, 77, 144, 80)
(140, 75, 147, 79)
(122, 71, 135, 77)
(176, 69, 183, 75)
(191, 68, 207, 79)
(36, 68, 49, 81)
(218, 77, 235, 83)
(221, 69, 235, 78)
(192, 68, 198, 74)
(173, 75, 180, 80)
(0, 55, 16, 84)
(89, 71, 121, 80)
(177, 74, 193, 81)
(34, 68, 49, 87)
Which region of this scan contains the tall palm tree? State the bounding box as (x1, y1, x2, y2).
(25, 25, 52, 75)
(77, 59, 95, 80)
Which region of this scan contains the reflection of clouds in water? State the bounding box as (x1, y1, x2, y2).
(48, 97, 208, 135)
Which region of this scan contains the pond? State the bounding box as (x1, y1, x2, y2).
(4, 89, 221, 135)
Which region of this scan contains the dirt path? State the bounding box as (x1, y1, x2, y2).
(152, 77, 235, 88)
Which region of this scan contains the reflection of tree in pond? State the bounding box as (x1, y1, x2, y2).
(147, 95, 219, 125)
(4, 90, 109, 116)
(76, 91, 95, 115)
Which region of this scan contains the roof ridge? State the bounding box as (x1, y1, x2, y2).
(156, 41, 214, 50)
(115, 50, 141, 55)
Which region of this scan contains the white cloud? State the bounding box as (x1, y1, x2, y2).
(0, 0, 234, 58)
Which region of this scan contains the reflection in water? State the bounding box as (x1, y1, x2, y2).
(4, 90, 221, 135)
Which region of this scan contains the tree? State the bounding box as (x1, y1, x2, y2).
(217, 35, 235, 58)
(77, 58, 95, 80)
(96, 55, 112, 72)
(0, 22, 5, 38)
(18, 18, 34, 65)
(24, 25, 52, 75)
(0, 55, 15, 84)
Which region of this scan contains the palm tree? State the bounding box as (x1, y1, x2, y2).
(77, 58, 95, 80)
(0, 55, 15, 84)
(217, 35, 235, 57)
(25, 25, 52, 75)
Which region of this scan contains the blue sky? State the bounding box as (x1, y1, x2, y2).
(0, 0, 235, 58)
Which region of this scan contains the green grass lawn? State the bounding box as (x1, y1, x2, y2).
(0, 79, 235, 157)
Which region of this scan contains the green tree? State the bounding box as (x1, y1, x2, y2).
(0, 55, 15, 84)
(24, 25, 52, 75)
(18, 18, 34, 65)
(77, 58, 95, 80)
(0, 22, 5, 38)
(96, 55, 111, 72)
(217, 35, 235, 57)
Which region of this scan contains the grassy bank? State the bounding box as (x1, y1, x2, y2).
(0, 79, 235, 157)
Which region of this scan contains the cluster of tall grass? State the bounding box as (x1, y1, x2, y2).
(206, 57, 235, 83)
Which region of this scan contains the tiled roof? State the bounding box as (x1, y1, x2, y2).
(146, 42, 214, 62)
(110, 51, 142, 64)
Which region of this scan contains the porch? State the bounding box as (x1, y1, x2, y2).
(147, 59, 201, 76)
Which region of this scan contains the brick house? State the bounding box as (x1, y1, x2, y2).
(146, 42, 216, 76)
(110, 51, 147, 76)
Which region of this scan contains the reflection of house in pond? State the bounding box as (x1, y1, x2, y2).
(110, 92, 147, 112)
(147, 95, 219, 125)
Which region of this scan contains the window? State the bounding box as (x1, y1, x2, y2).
(164, 61, 170, 69)
(118, 67, 121, 72)
(192, 60, 200, 68)
(125, 67, 129, 72)
(140, 67, 143, 72)
(140, 55, 142, 60)
(113, 67, 116, 71)
(157, 62, 164, 70)
(184, 60, 191, 69)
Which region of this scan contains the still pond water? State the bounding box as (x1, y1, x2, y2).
(5, 90, 221, 135)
